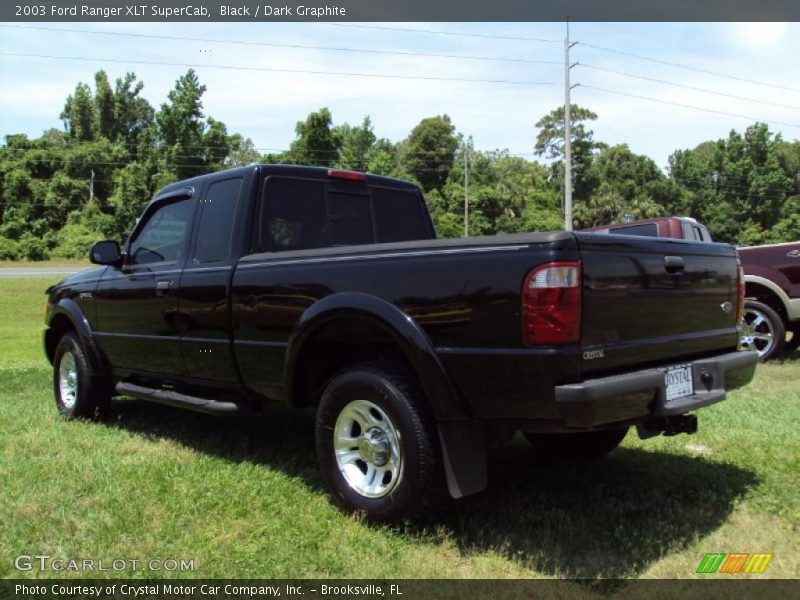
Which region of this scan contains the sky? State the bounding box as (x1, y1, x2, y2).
(0, 21, 798, 170)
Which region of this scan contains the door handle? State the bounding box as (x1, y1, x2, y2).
(664, 255, 685, 274)
(156, 280, 173, 296)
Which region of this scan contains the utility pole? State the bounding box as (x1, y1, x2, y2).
(89, 169, 95, 204)
(564, 21, 577, 232)
(463, 143, 469, 237)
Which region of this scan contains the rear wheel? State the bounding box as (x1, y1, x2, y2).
(785, 323, 800, 355)
(523, 427, 628, 460)
(53, 332, 110, 419)
(739, 300, 786, 361)
(315, 361, 445, 522)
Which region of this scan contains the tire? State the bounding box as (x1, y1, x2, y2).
(785, 323, 800, 355)
(523, 427, 628, 460)
(315, 361, 445, 522)
(53, 332, 110, 420)
(740, 300, 786, 361)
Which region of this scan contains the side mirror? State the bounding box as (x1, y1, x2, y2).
(90, 240, 122, 265)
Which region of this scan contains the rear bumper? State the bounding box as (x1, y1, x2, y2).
(554, 350, 758, 428)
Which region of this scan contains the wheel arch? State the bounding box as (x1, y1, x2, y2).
(45, 299, 109, 377)
(744, 275, 790, 322)
(284, 292, 468, 422)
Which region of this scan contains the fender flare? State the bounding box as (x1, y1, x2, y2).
(284, 292, 469, 422)
(46, 299, 109, 378)
(744, 274, 792, 315)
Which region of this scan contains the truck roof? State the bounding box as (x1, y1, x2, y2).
(154, 164, 420, 199)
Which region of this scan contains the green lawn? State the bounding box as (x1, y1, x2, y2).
(0, 258, 91, 269)
(1, 277, 798, 581)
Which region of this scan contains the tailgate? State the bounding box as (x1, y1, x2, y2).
(577, 233, 740, 375)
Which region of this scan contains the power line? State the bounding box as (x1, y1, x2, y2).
(0, 52, 560, 87)
(0, 24, 561, 66)
(576, 41, 800, 94)
(320, 23, 561, 44)
(577, 63, 799, 111)
(579, 84, 800, 129)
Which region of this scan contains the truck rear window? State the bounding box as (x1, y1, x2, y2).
(258, 177, 431, 252)
(609, 223, 659, 237)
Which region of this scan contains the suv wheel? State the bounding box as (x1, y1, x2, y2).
(785, 324, 800, 355)
(315, 361, 445, 522)
(523, 427, 628, 460)
(740, 300, 786, 361)
(53, 332, 110, 419)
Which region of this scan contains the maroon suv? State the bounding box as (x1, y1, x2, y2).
(739, 242, 800, 360)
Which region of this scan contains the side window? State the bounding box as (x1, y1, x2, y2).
(373, 188, 430, 243)
(128, 197, 193, 265)
(261, 177, 327, 251)
(194, 178, 242, 263)
(328, 192, 373, 246)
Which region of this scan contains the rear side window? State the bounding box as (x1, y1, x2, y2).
(373, 187, 430, 243)
(194, 178, 242, 263)
(611, 223, 658, 237)
(261, 178, 327, 251)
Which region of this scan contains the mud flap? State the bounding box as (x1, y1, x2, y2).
(437, 421, 487, 499)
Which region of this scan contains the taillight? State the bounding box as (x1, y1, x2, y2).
(328, 169, 366, 182)
(736, 265, 746, 323)
(522, 261, 581, 345)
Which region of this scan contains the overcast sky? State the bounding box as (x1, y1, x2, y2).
(0, 21, 798, 170)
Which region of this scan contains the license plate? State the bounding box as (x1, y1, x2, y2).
(665, 364, 694, 403)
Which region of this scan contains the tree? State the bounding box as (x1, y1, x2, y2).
(397, 115, 459, 192)
(534, 104, 599, 161)
(571, 144, 673, 228)
(112, 72, 155, 146)
(60, 83, 97, 142)
(535, 104, 605, 207)
(284, 107, 341, 167)
(335, 116, 377, 171)
(667, 123, 793, 243)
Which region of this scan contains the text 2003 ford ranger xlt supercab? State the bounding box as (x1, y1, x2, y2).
(44, 165, 758, 521)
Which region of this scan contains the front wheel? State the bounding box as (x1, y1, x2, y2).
(739, 300, 786, 361)
(523, 427, 628, 460)
(53, 332, 110, 419)
(315, 361, 445, 522)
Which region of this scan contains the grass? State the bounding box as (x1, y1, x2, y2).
(0, 277, 798, 583)
(0, 258, 91, 269)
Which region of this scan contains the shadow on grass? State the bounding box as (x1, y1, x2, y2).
(105, 399, 758, 580)
(441, 438, 758, 580)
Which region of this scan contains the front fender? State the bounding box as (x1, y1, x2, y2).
(46, 299, 109, 377)
(285, 292, 469, 421)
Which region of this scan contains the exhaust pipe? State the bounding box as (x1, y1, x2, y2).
(636, 414, 698, 439)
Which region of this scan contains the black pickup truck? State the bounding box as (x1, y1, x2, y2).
(44, 165, 757, 521)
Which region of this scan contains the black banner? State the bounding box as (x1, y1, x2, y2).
(3, 580, 800, 600)
(3, 0, 800, 22)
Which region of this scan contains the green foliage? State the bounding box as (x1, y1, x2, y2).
(398, 115, 459, 192)
(282, 107, 341, 167)
(1, 69, 260, 253)
(667, 123, 795, 244)
(55, 203, 115, 259)
(2, 74, 798, 259)
(573, 144, 670, 228)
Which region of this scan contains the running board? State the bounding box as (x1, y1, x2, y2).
(115, 382, 249, 416)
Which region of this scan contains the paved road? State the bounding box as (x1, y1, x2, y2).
(0, 268, 83, 278)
